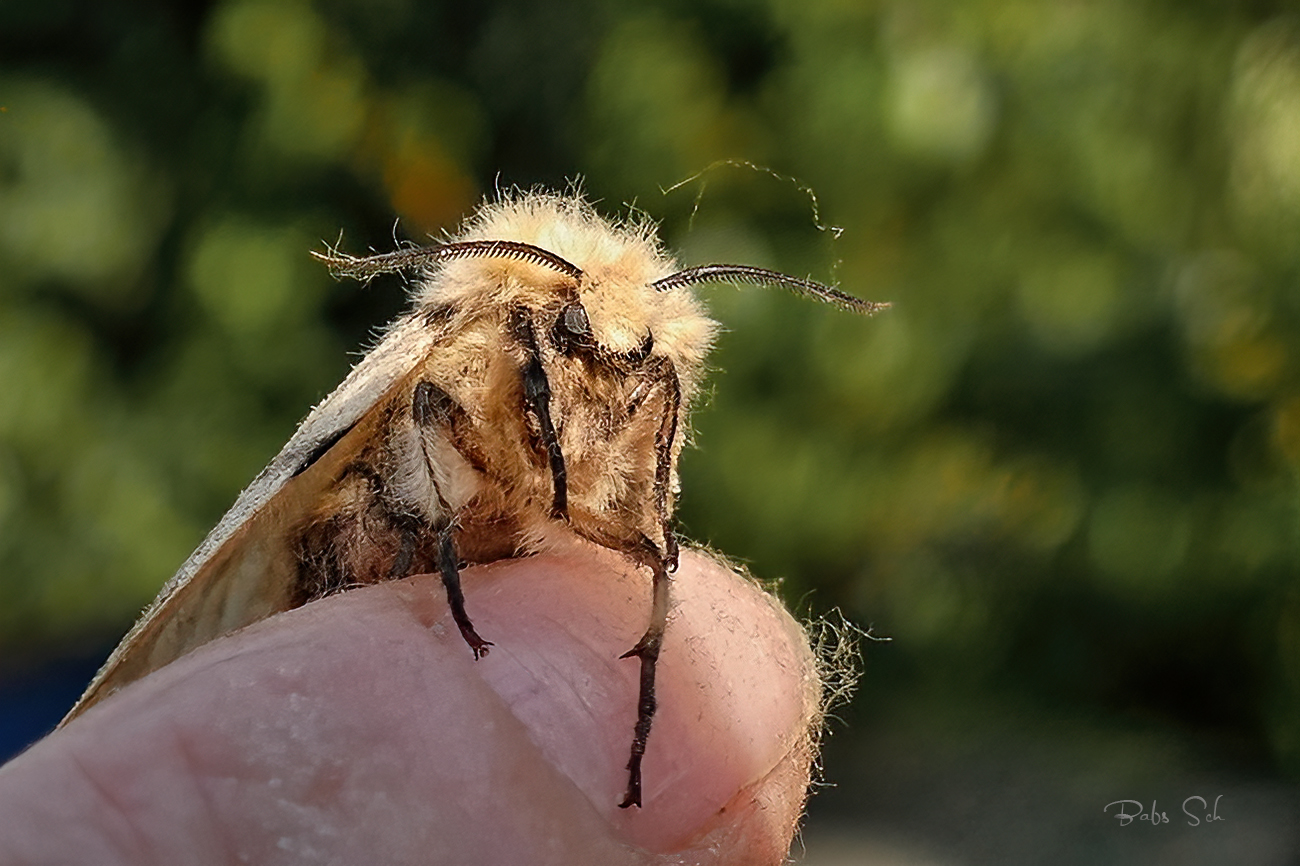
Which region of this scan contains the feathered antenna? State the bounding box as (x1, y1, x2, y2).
(651, 264, 888, 315)
(313, 239, 585, 282)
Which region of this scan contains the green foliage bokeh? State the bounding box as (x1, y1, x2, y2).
(3, 0, 1300, 781)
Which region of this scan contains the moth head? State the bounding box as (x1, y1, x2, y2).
(313, 193, 887, 386)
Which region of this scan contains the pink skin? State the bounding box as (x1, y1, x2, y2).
(0, 548, 821, 865)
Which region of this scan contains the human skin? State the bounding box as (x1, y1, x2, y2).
(0, 547, 821, 865)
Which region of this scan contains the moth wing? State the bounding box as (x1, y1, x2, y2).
(63, 314, 443, 723)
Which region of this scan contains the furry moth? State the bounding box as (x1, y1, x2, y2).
(61, 191, 886, 808)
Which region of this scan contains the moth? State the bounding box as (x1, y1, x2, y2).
(61, 191, 886, 807)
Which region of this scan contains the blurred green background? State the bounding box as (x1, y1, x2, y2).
(2, 0, 1299, 860)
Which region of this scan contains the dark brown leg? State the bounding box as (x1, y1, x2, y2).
(649, 360, 681, 570)
(618, 548, 671, 808)
(616, 360, 682, 808)
(436, 522, 492, 660)
(512, 310, 569, 519)
(386, 517, 419, 580)
(411, 380, 492, 660)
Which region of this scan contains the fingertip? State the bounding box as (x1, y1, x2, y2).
(452, 546, 820, 859)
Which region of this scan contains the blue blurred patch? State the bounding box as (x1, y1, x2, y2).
(0, 653, 107, 764)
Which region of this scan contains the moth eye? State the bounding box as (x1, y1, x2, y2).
(561, 302, 591, 337)
(551, 301, 594, 355)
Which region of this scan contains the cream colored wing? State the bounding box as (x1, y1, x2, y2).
(62, 314, 443, 723)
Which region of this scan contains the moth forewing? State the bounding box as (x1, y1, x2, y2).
(62, 317, 445, 722)
(61, 191, 885, 810)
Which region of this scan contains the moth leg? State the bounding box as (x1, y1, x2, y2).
(386, 515, 419, 580)
(648, 358, 682, 570)
(617, 360, 683, 809)
(617, 538, 671, 809)
(411, 380, 492, 660)
(436, 520, 493, 660)
(512, 310, 568, 519)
